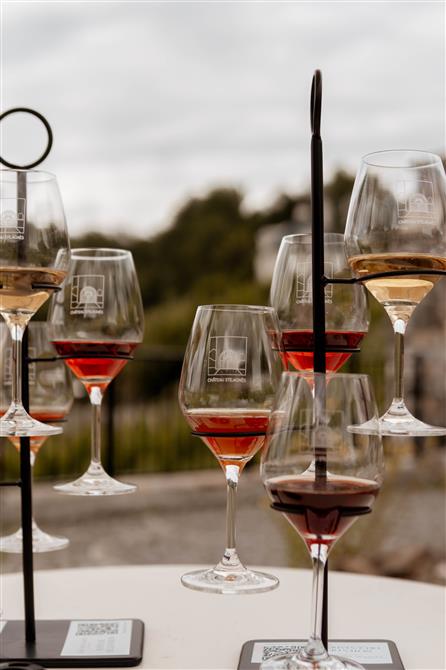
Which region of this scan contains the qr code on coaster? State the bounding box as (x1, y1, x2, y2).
(262, 645, 302, 661)
(61, 620, 132, 656)
(76, 622, 120, 636)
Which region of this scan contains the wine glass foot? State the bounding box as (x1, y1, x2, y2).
(379, 401, 446, 437)
(261, 654, 365, 670)
(0, 524, 69, 554)
(0, 405, 62, 437)
(54, 464, 136, 496)
(181, 566, 279, 594)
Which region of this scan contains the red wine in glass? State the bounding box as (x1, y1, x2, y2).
(281, 330, 366, 372)
(184, 408, 270, 469)
(266, 474, 380, 549)
(53, 340, 138, 393)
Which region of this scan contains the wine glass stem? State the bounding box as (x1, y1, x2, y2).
(9, 322, 25, 407)
(393, 318, 406, 402)
(89, 386, 103, 465)
(302, 543, 329, 661)
(225, 465, 239, 557)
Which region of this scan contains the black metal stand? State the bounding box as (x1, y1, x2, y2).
(0, 108, 144, 667)
(310, 69, 329, 647)
(0, 620, 144, 668)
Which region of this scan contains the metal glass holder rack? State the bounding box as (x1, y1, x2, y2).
(275, 69, 445, 663)
(0, 108, 144, 668)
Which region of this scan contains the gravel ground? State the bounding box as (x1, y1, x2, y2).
(1, 456, 445, 582)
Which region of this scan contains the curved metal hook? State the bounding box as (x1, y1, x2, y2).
(310, 69, 322, 137)
(0, 107, 53, 169)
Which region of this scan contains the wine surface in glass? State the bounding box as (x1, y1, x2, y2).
(52, 341, 137, 393)
(0, 267, 67, 318)
(281, 330, 365, 372)
(184, 408, 270, 468)
(349, 253, 446, 322)
(266, 474, 380, 548)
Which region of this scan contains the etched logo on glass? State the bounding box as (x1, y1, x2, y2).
(296, 261, 333, 304)
(70, 275, 105, 316)
(396, 180, 434, 223)
(0, 198, 26, 240)
(3, 347, 36, 386)
(207, 336, 247, 382)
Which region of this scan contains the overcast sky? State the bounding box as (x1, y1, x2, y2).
(1, 1, 444, 238)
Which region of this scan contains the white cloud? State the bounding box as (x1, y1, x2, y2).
(1, 1, 444, 237)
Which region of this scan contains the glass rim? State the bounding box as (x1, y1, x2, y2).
(282, 232, 344, 244)
(71, 247, 132, 261)
(361, 149, 442, 169)
(0, 168, 57, 182)
(197, 304, 277, 314)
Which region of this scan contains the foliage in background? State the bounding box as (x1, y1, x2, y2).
(67, 170, 357, 396)
(0, 171, 401, 480)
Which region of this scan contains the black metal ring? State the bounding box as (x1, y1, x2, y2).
(191, 430, 266, 438)
(31, 283, 62, 291)
(0, 107, 53, 169)
(284, 346, 361, 353)
(326, 269, 446, 285)
(27, 353, 134, 362)
(56, 353, 134, 360)
(0, 284, 62, 291)
(270, 502, 371, 517)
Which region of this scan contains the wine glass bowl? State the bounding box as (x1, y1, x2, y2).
(0, 169, 70, 437)
(345, 150, 446, 436)
(270, 233, 368, 373)
(0, 321, 74, 553)
(178, 304, 283, 594)
(48, 248, 144, 496)
(261, 372, 384, 670)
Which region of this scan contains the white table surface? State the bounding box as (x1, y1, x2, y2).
(1, 565, 444, 670)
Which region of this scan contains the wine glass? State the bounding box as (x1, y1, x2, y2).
(47, 248, 144, 496)
(345, 150, 446, 436)
(0, 169, 70, 436)
(178, 304, 283, 594)
(270, 233, 368, 372)
(0, 322, 73, 552)
(261, 372, 384, 670)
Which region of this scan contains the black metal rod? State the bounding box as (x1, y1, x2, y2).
(20, 327, 36, 643)
(310, 96, 326, 375)
(310, 68, 328, 649)
(17, 171, 27, 262)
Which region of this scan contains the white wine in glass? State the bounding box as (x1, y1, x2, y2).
(348, 253, 446, 324)
(345, 150, 446, 436)
(0, 169, 70, 437)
